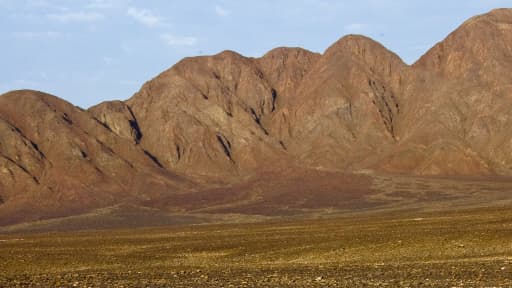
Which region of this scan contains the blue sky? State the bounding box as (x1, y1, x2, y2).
(1, 0, 511, 108)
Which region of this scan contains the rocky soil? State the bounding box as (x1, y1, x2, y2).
(1, 208, 511, 287)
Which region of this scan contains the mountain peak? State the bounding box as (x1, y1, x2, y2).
(414, 8, 512, 80)
(261, 46, 317, 58)
(465, 8, 512, 25)
(214, 49, 245, 59)
(326, 34, 390, 53)
(323, 34, 406, 68)
(1, 89, 57, 102)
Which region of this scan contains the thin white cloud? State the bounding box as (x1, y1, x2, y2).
(87, 0, 114, 9)
(127, 7, 163, 27)
(102, 56, 115, 65)
(24, 0, 51, 8)
(13, 31, 63, 39)
(120, 43, 133, 53)
(344, 22, 367, 33)
(215, 5, 230, 17)
(160, 34, 198, 47)
(47, 11, 104, 22)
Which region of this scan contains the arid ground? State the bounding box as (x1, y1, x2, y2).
(1, 205, 511, 287)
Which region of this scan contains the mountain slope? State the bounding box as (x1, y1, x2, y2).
(1, 8, 512, 227)
(404, 8, 512, 175)
(0, 90, 191, 225)
(123, 49, 321, 179)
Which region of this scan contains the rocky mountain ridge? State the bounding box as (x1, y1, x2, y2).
(1, 8, 512, 226)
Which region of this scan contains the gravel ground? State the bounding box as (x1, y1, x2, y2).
(1, 208, 511, 287)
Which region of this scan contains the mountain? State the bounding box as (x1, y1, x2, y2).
(1, 9, 512, 228)
(409, 8, 512, 175)
(371, 8, 512, 176)
(0, 91, 191, 225)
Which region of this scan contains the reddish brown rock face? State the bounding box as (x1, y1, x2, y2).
(1, 9, 512, 225)
(404, 8, 512, 175)
(0, 91, 191, 225)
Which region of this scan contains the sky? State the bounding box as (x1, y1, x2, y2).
(1, 0, 511, 108)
